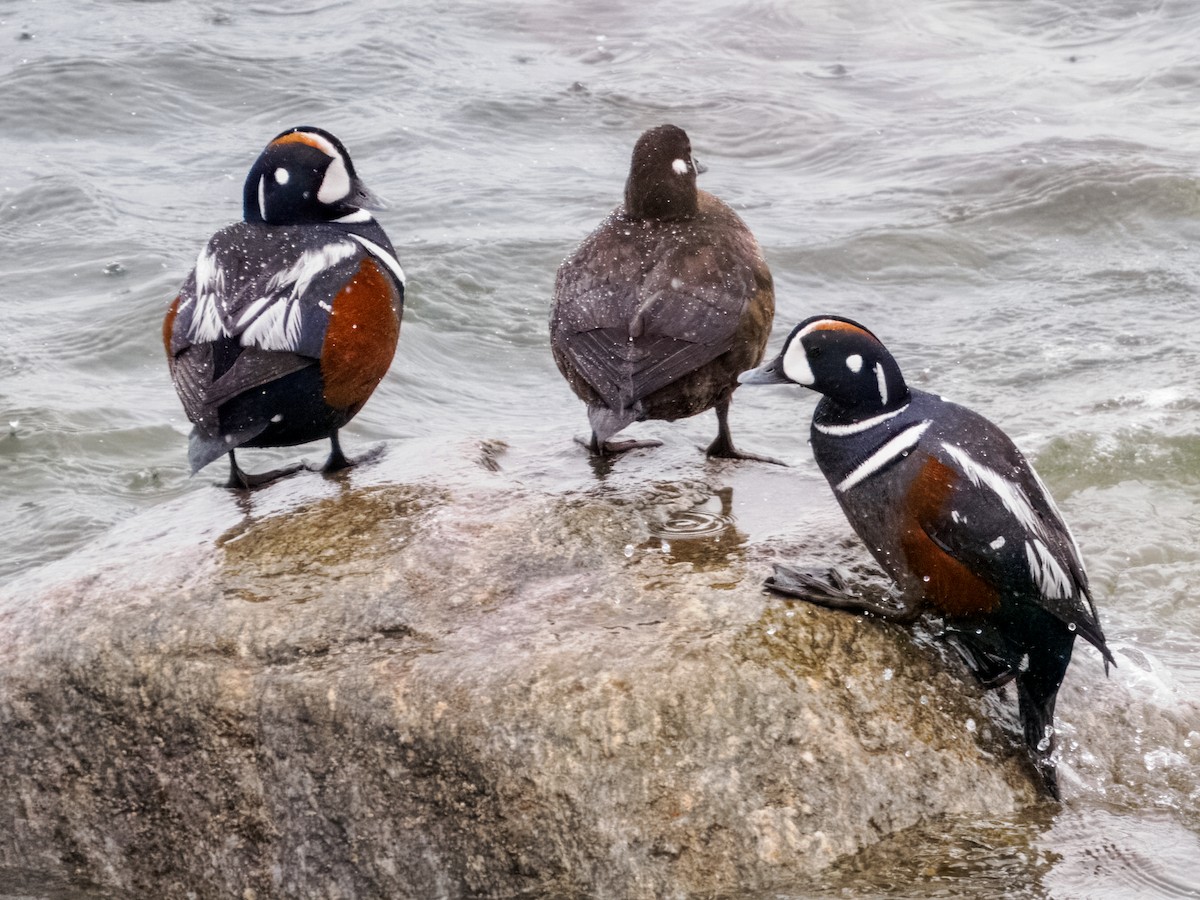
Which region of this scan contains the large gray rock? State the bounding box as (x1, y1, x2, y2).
(0, 438, 1039, 898)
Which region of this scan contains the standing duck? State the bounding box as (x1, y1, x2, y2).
(164, 127, 405, 489)
(550, 124, 776, 461)
(739, 314, 1114, 796)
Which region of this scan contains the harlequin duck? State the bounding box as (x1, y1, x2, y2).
(164, 126, 405, 489)
(549, 124, 777, 461)
(738, 315, 1114, 797)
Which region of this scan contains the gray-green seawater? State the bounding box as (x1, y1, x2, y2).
(2, 0, 1199, 896)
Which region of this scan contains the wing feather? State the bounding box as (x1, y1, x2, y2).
(917, 412, 1112, 663)
(169, 223, 379, 361)
(550, 206, 759, 411)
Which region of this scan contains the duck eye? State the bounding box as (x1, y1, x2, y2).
(806, 345, 822, 359)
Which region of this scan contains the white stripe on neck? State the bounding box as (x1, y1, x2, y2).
(814, 404, 909, 437)
(836, 420, 931, 493)
(334, 209, 374, 224)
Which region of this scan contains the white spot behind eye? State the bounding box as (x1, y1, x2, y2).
(274, 167, 290, 185)
(875, 361, 888, 405)
(317, 153, 351, 204)
(257, 174, 267, 220)
(846, 353, 863, 373)
(672, 158, 688, 175)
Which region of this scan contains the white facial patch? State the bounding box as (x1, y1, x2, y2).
(836, 420, 931, 493)
(317, 153, 351, 204)
(875, 362, 889, 405)
(781, 334, 815, 385)
(274, 167, 290, 185)
(846, 353, 863, 373)
(672, 158, 689, 175)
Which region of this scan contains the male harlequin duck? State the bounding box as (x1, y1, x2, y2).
(164, 126, 405, 489)
(738, 315, 1114, 797)
(549, 124, 777, 461)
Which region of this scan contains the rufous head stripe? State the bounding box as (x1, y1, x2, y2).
(796, 318, 877, 342)
(270, 131, 337, 158)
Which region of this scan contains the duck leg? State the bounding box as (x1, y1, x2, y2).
(705, 397, 785, 465)
(324, 431, 351, 472)
(1015, 634, 1074, 801)
(321, 431, 385, 473)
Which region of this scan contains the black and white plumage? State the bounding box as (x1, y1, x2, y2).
(164, 127, 405, 489)
(739, 315, 1114, 797)
(549, 124, 776, 461)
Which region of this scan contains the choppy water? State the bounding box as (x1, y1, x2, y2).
(2, 0, 1200, 895)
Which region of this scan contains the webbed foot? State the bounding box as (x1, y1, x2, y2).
(704, 441, 787, 466)
(319, 435, 384, 474)
(224, 452, 303, 491)
(577, 434, 664, 456)
(766, 564, 918, 622)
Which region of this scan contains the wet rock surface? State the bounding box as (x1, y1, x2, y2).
(0, 439, 1041, 899)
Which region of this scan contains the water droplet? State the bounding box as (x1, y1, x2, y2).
(660, 540, 670, 553)
(1037, 725, 1054, 752)
(766, 626, 777, 636)
(965, 718, 976, 733)
(1068, 622, 1077, 632)
(919, 695, 928, 705)
(882, 668, 894, 682)
(922, 575, 931, 583)
(623, 544, 634, 558)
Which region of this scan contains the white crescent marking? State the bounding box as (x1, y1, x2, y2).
(836, 421, 931, 492)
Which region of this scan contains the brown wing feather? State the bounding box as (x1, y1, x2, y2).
(551, 192, 771, 412)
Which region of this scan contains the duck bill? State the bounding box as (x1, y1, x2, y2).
(352, 179, 387, 211)
(737, 354, 789, 386)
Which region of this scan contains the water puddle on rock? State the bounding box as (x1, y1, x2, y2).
(645, 487, 746, 578)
